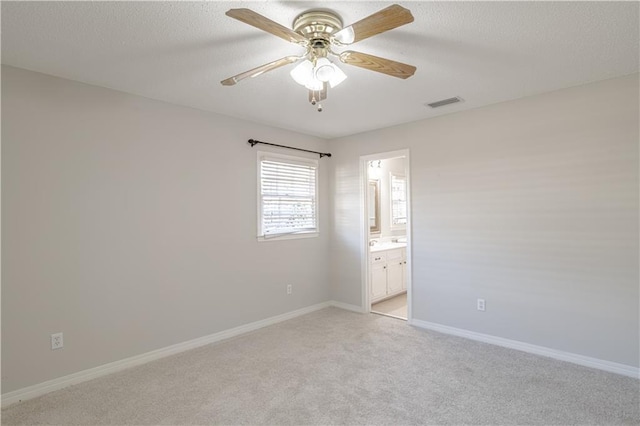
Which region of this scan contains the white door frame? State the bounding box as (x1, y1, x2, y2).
(359, 149, 412, 321)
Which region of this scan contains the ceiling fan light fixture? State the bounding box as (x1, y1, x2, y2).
(305, 78, 324, 91)
(290, 60, 322, 90)
(314, 57, 334, 82)
(290, 59, 314, 86)
(314, 58, 347, 88)
(328, 63, 347, 88)
(291, 57, 346, 90)
(334, 26, 355, 44)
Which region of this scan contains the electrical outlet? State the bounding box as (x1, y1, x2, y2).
(286, 284, 292, 295)
(51, 332, 63, 350)
(477, 299, 486, 312)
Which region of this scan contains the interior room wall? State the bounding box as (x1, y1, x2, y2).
(1, 65, 331, 393)
(328, 73, 640, 367)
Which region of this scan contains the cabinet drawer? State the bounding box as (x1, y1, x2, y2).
(370, 252, 387, 264)
(386, 248, 404, 261)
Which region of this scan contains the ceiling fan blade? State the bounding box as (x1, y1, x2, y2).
(221, 56, 301, 86)
(226, 9, 307, 44)
(334, 4, 414, 45)
(339, 51, 416, 79)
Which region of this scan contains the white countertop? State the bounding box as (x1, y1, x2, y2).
(370, 242, 406, 253)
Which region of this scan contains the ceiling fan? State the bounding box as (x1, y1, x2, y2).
(221, 4, 416, 112)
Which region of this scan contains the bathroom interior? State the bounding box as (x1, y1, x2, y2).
(367, 156, 408, 320)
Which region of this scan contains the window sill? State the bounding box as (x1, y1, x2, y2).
(257, 232, 319, 242)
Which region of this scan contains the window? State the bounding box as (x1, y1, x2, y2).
(391, 173, 407, 228)
(258, 152, 318, 240)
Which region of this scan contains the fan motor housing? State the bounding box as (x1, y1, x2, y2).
(293, 10, 343, 45)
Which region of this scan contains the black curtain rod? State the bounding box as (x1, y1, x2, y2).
(248, 139, 332, 158)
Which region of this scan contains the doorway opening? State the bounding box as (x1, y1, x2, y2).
(360, 150, 412, 321)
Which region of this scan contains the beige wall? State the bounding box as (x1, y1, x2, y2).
(329, 74, 640, 367)
(1, 66, 331, 392)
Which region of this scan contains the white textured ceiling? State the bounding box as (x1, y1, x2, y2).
(2, 1, 638, 139)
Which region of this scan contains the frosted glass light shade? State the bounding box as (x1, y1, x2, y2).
(335, 26, 355, 44)
(305, 79, 323, 91)
(314, 58, 334, 82)
(290, 57, 347, 91)
(328, 64, 347, 88)
(290, 60, 314, 86)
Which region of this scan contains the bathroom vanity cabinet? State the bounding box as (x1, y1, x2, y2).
(370, 246, 406, 303)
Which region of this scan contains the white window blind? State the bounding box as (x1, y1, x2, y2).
(259, 153, 318, 238)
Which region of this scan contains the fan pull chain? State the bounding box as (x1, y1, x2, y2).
(311, 93, 322, 112)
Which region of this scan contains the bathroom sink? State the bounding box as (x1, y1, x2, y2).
(370, 242, 406, 252)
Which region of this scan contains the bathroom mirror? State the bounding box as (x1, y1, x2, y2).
(369, 179, 380, 234)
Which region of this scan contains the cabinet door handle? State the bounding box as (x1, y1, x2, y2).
(383, 266, 386, 269)
(399, 262, 403, 265)
(375, 257, 381, 261)
(404, 261, 406, 264)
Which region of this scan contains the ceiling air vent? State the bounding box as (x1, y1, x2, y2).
(425, 96, 463, 108)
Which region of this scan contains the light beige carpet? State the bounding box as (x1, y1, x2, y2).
(2, 307, 639, 425)
(372, 293, 407, 319)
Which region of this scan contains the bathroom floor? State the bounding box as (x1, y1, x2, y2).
(371, 292, 407, 320)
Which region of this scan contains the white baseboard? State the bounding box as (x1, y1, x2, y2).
(410, 319, 639, 379)
(329, 300, 365, 313)
(1, 301, 331, 408)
